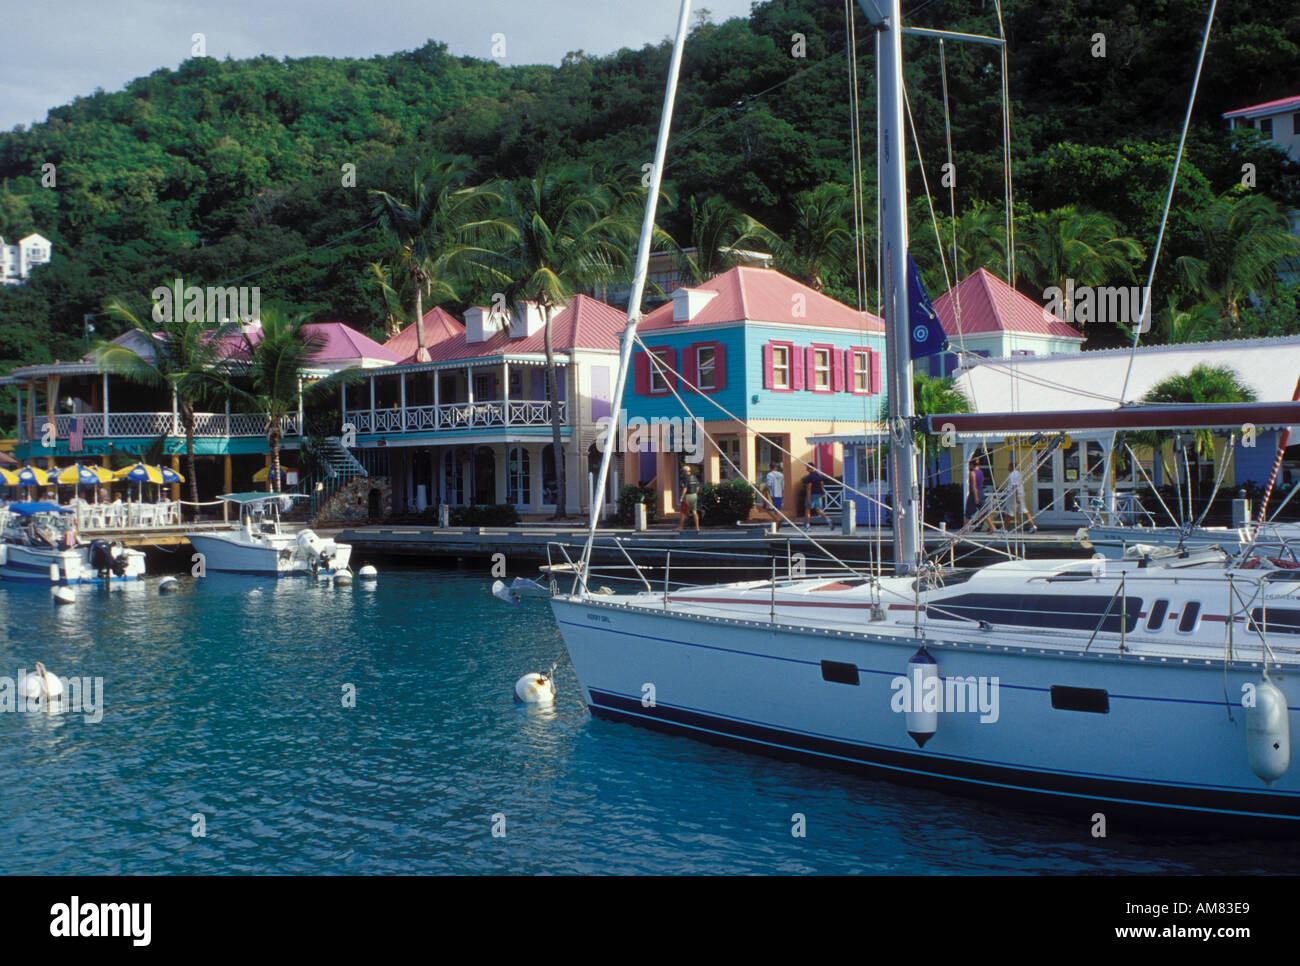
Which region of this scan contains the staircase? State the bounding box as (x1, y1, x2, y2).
(302, 436, 369, 519)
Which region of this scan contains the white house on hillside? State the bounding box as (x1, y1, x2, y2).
(0, 232, 52, 285)
(1223, 94, 1300, 236)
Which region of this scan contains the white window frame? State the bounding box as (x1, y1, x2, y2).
(696, 345, 716, 391)
(772, 345, 790, 390)
(649, 349, 671, 395)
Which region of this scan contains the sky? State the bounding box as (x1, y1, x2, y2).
(0, 0, 758, 131)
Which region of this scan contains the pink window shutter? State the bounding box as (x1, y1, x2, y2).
(665, 348, 678, 389)
(713, 342, 726, 391)
(762, 343, 774, 389)
(683, 343, 699, 390)
(869, 349, 881, 395)
(792, 347, 805, 390)
(634, 351, 649, 395)
(831, 349, 844, 392)
(805, 347, 817, 390)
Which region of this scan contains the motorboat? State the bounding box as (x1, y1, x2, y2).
(0, 501, 145, 584)
(186, 493, 352, 577)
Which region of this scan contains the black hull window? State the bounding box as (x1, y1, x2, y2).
(1249, 608, 1300, 635)
(926, 593, 1143, 634)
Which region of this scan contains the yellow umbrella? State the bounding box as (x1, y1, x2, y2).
(16, 466, 51, 486)
(113, 462, 165, 484)
(54, 463, 115, 486)
(252, 465, 291, 484)
(0, 468, 17, 486)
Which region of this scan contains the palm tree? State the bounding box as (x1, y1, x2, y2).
(778, 183, 853, 292)
(950, 200, 1011, 279)
(1175, 191, 1300, 328)
(96, 297, 241, 518)
(370, 155, 507, 361)
(487, 166, 629, 518)
(1137, 364, 1257, 514)
(882, 372, 972, 482)
(1017, 206, 1144, 327)
(672, 195, 776, 285)
(233, 309, 359, 493)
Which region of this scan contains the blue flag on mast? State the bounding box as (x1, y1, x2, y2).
(907, 254, 946, 359)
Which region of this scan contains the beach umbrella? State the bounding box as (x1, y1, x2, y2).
(114, 462, 166, 484)
(55, 463, 114, 502)
(159, 467, 184, 483)
(0, 468, 17, 486)
(16, 466, 51, 486)
(252, 465, 291, 484)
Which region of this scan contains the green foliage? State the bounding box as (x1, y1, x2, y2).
(698, 479, 756, 526)
(447, 503, 521, 527)
(616, 482, 659, 526)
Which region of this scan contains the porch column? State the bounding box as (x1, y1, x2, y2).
(171, 388, 179, 437)
(502, 361, 509, 425)
(496, 444, 507, 504)
(170, 454, 181, 500)
(102, 372, 109, 414)
(704, 435, 720, 485)
(224, 455, 233, 494)
(296, 376, 304, 439)
(15, 384, 21, 442)
(398, 372, 406, 431)
(740, 431, 757, 490)
(432, 368, 440, 429)
(369, 375, 375, 412)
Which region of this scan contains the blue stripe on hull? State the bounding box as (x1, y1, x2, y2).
(586, 688, 1300, 831)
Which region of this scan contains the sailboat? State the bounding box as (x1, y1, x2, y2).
(547, 0, 1300, 828)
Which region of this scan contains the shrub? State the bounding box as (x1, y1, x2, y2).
(616, 483, 659, 526)
(448, 504, 521, 527)
(698, 479, 757, 526)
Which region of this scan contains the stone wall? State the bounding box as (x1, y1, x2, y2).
(314, 476, 393, 525)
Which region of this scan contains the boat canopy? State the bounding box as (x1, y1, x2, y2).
(217, 492, 309, 504)
(7, 501, 72, 516)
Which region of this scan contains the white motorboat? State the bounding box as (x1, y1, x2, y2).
(548, 0, 1300, 829)
(187, 493, 352, 577)
(0, 501, 145, 584)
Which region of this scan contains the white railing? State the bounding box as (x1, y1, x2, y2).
(27, 411, 301, 443)
(344, 400, 566, 435)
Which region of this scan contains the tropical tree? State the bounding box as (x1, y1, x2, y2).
(233, 308, 360, 493)
(370, 155, 508, 361)
(672, 195, 777, 286)
(1016, 206, 1144, 328)
(777, 183, 853, 292)
(1137, 364, 1257, 515)
(882, 371, 972, 482)
(95, 297, 242, 518)
(488, 166, 630, 518)
(1175, 190, 1300, 328)
(951, 200, 1011, 280)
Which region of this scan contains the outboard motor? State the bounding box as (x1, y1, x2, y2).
(90, 539, 130, 578)
(296, 529, 336, 573)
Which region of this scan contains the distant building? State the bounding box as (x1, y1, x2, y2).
(1223, 94, 1300, 235)
(0, 232, 52, 285)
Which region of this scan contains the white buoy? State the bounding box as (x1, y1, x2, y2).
(509, 577, 548, 598)
(514, 672, 556, 705)
(358, 565, 378, 580)
(18, 662, 64, 709)
(1247, 673, 1290, 784)
(905, 648, 939, 748)
(51, 586, 76, 605)
(492, 580, 521, 606)
(158, 576, 180, 593)
(335, 571, 353, 586)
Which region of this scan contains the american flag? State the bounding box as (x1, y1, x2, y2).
(69, 417, 83, 453)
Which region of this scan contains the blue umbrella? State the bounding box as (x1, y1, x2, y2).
(159, 467, 183, 483)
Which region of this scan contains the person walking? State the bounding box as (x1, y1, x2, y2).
(677, 464, 701, 533)
(763, 461, 785, 523)
(965, 458, 984, 526)
(804, 467, 833, 529)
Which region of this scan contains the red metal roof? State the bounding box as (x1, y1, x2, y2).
(383, 307, 464, 359)
(302, 322, 401, 364)
(397, 294, 626, 364)
(933, 268, 1084, 340)
(1222, 94, 1300, 119)
(638, 266, 884, 332)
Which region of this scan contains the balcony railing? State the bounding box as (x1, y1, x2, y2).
(18, 411, 301, 443)
(344, 400, 567, 435)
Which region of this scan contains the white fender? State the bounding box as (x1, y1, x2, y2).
(1247, 674, 1290, 784)
(905, 648, 938, 748)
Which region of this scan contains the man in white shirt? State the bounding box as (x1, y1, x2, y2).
(1002, 467, 1037, 532)
(763, 462, 784, 522)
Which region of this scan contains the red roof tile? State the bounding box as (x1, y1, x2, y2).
(638, 266, 884, 332)
(933, 268, 1084, 340)
(398, 294, 627, 364)
(301, 322, 401, 364)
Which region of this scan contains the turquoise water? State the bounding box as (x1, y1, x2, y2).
(0, 570, 1288, 875)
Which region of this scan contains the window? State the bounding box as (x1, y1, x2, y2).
(507, 447, 530, 505)
(649, 349, 671, 394)
(1260, 117, 1273, 139)
(1146, 599, 1168, 632)
(1178, 602, 1201, 633)
(541, 444, 565, 505)
(696, 345, 716, 391)
(852, 350, 869, 393)
(1294, 113, 1300, 136)
(813, 348, 831, 390)
(716, 436, 741, 481)
(474, 372, 495, 402)
(772, 345, 790, 389)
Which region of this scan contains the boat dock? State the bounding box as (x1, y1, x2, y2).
(339, 523, 1088, 571)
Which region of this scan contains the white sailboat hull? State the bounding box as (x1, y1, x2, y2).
(551, 584, 1300, 827)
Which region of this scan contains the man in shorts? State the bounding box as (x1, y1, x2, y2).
(763, 461, 784, 522)
(804, 467, 833, 529)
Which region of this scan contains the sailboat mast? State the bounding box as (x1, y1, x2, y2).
(578, 0, 693, 589)
(862, 0, 921, 574)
